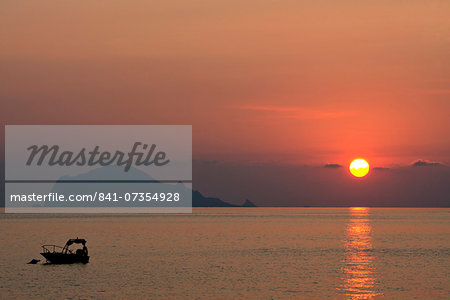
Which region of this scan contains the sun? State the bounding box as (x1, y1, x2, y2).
(349, 158, 370, 178)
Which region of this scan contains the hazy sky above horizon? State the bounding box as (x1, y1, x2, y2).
(1, 0, 450, 168)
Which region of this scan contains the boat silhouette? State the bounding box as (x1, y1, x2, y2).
(40, 238, 89, 264)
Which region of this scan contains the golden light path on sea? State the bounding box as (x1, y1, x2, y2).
(340, 207, 381, 299)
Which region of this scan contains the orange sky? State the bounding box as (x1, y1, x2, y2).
(1, 0, 449, 167)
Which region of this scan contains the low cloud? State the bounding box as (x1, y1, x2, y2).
(232, 105, 354, 120)
(324, 163, 343, 168)
(410, 159, 443, 167)
(193, 159, 219, 165)
(373, 167, 390, 171)
(193, 160, 450, 207)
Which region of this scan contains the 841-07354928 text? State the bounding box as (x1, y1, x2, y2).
(9, 192, 181, 203)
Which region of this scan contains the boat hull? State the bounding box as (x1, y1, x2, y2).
(40, 252, 89, 264)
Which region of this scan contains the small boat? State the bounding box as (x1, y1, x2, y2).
(41, 238, 89, 264)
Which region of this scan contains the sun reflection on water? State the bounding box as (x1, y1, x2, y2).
(340, 207, 381, 299)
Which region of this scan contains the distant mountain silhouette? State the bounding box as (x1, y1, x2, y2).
(192, 190, 238, 207)
(49, 166, 256, 208)
(242, 199, 257, 207)
(192, 190, 256, 207)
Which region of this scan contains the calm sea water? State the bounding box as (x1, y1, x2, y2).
(0, 208, 449, 299)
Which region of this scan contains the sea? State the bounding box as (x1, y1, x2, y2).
(0, 208, 449, 299)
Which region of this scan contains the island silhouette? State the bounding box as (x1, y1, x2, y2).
(48, 166, 256, 208)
